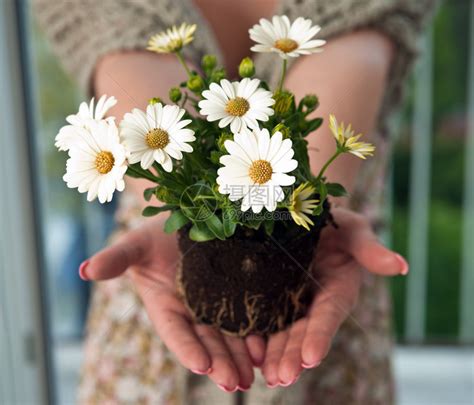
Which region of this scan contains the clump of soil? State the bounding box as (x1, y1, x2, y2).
(177, 204, 331, 337)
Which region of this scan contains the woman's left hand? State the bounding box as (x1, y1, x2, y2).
(260, 207, 408, 387)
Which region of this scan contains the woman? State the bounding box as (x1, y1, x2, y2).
(35, 0, 435, 403)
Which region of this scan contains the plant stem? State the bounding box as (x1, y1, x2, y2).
(127, 164, 159, 182)
(180, 92, 188, 108)
(315, 150, 341, 182)
(277, 59, 288, 93)
(175, 51, 192, 78)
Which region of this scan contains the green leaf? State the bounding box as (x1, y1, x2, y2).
(243, 217, 265, 230)
(142, 205, 173, 217)
(126, 166, 143, 179)
(205, 214, 226, 240)
(164, 210, 190, 233)
(302, 118, 323, 136)
(326, 183, 348, 197)
(318, 182, 328, 201)
(126, 163, 159, 182)
(312, 203, 324, 216)
(292, 137, 311, 180)
(210, 150, 224, 165)
(189, 222, 215, 241)
(263, 219, 275, 236)
(222, 208, 237, 237)
(143, 187, 156, 202)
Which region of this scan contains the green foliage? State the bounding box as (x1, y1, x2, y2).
(128, 65, 348, 241)
(326, 183, 348, 197)
(164, 210, 190, 233)
(142, 205, 173, 217)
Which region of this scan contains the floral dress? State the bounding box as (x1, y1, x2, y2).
(33, 0, 435, 403)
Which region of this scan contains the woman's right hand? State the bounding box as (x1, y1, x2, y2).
(79, 215, 265, 392)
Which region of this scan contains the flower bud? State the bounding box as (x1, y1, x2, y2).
(210, 68, 226, 83)
(238, 57, 255, 78)
(301, 94, 319, 110)
(273, 91, 294, 116)
(187, 75, 205, 93)
(272, 123, 291, 139)
(149, 97, 163, 105)
(169, 87, 182, 103)
(201, 54, 217, 73)
(217, 132, 234, 151)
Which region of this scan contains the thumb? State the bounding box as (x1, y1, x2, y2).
(79, 230, 147, 281)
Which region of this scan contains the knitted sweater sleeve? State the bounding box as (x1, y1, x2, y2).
(33, 0, 437, 132)
(31, 0, 222, 94)
(262, 0, 439, 135)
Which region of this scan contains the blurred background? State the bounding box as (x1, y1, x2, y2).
(1, 0, 473, 404)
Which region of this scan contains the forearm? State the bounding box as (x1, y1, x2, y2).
(286, 30, 394, 196)
(93, 51, 193, 202)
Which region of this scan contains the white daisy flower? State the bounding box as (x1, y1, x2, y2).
(217, 128, 297, 213)
(249, 15, 326, 59)
(147, 23, 197, 54)
(199, 78, 274, 135)
(55, 95, 117, 151)
(63, 120, 127, 203)
(120, 103, 195, 172)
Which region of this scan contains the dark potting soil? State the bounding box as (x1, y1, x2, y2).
(177, 203, 331, 337)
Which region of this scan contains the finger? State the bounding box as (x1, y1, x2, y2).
(261, 330, 289, 387)
(277, 318, 306, 385)
(83, 230, 147, 280)
(245, 334, 266, 367)
(349, 235, 408, 276)
(193, 324, 240, 392)
(223, 335, 255, 390)
(334, 208, 409, 276)
(136, 277, 212, 373)
(301, 264, 360, 367)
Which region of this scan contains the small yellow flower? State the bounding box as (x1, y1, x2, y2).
(329, 114, 375, 159)
(147, 23, 197, 54)
(289, 183, 319, 230)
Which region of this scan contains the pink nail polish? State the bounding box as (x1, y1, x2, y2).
(395, 254, 409, 275)
(301, 360, 321, 369)
(217, 384, 237, 393)
(79, 260, 90, 281)
(266, 382, 278, 388)
(237, 385, 250, 392)
(191, 367, 212, 375)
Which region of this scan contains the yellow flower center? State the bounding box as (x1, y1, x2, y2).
(168, 38, 183, 52)
(225, 97, 250, 117)
(248, 159, 272, 184)
(146, 128, 170, 149)
(274, 38, 298, 53)
(95, 151, 115, 174)
(291, 196, 302, 212)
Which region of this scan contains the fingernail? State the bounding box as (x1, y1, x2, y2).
(266, 382, 278, 388)
(217, 384, 237, 393)
(301, 360, 321, 369)
(237, 385, 250, 392)
(279, 376, 298, 387)
(191, 367, 212, 375)
(395, 254, 409, 275)
(79, 260, 90, 281)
